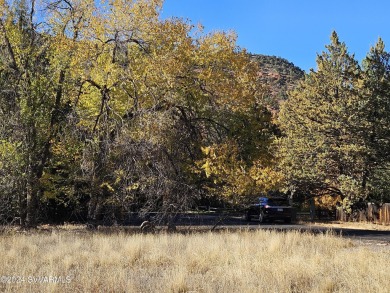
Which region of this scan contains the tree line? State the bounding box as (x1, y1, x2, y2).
(0, 1, 389, 227)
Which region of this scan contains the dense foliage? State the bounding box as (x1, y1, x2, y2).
(0, 1, 389, 226)
(0, 0, 278, 226)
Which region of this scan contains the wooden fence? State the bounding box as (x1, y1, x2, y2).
(336, 203, 390, 225)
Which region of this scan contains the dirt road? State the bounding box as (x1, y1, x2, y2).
(174, 213, 390, 243)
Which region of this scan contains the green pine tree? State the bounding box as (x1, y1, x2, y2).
(276, 32, 369, 209)
(361, 38, 390, 203)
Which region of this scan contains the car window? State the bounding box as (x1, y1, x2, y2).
(267, 199, 289, 206)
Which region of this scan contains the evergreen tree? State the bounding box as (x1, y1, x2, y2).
(277, 32, 369, 210)
(361, 38, 390, 202)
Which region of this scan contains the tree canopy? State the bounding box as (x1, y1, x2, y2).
(277, 32, 390, 212)
(0, 0, 276, 226)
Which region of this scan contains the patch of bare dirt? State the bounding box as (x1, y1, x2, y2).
(305, 221, 390, 231)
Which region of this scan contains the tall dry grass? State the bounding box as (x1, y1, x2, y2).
(0, 229, 388, 292)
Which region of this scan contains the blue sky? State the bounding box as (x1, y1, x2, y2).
(160, 0, 390, 72)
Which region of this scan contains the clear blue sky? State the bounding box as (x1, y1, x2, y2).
(160, 0, 390, 72)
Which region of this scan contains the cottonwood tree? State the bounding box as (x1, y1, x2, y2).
(0, 0, 79, 227)
(196, 106, 281, 204)
(66, 0, 276, 223)
(0, 0, 276, 226)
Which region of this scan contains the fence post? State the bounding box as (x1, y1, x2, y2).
(378, 204, 390, 225)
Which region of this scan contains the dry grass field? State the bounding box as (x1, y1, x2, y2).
(0, 228, 389, 293)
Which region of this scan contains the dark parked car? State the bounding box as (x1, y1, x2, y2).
(245, 197, 293, 223)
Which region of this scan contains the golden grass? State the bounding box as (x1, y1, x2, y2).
(0, 229, 389, 293)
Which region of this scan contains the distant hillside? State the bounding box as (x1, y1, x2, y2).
(250, 54, 305, 108)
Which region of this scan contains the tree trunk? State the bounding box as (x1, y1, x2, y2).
(309, 197, 315, 222)
(25, 176, 40, 228)
(19, 191, 27, 227)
